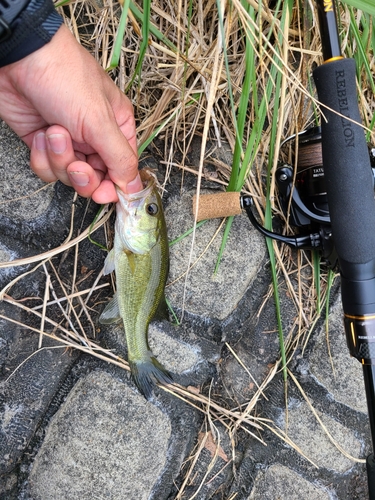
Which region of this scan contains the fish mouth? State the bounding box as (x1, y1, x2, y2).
(115, 168, 161, 254)
(117, 168, 158, 203)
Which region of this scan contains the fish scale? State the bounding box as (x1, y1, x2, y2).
(117, 247, 162, 360)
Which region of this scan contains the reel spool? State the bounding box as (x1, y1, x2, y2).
(277, 126, 330, 227)
(275, 126, 336, 266)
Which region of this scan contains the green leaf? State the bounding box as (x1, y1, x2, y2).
(88, 206, 109, 251)
(126, 0, 152, 90)
(340, 0, 375, 16)
(106, 0, 131, 71)
(312, 251, 321, 315)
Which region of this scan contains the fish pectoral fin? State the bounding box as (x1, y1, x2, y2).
(126, 251, 137, 274)
(99, 293, 122, 324)
(103, 249, 116, 275)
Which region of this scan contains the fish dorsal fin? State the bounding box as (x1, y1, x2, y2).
(103, 249, 116, 275)
(99, 293, 122, 324)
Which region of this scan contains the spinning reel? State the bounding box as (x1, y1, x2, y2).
(241, 126, 375, 269)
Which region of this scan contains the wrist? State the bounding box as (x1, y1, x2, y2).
(0, 0, 63, 67)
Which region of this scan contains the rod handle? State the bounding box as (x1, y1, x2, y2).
(313, 58, 375, 277)
(192, 192, 242, 221)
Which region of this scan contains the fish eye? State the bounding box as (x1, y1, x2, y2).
(146, 203, 159, 216)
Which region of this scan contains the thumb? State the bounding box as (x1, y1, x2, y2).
(85, 105, 142, 194)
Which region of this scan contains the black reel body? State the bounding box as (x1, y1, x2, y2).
(242, 125, 375, 269)
(276, 126, 336, 267)
(277, 127, 329, 227)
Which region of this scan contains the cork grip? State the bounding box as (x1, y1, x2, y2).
(192, 192, 242, 221)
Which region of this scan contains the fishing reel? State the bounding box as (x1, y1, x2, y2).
(241, 126, 375, 269)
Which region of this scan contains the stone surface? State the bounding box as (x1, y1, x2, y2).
(310, 297, 368, 414)
(29, 371, 172, 500)
(165, 190, 266, 321)
(0, 122, 55, 222)
(0, 327, 78, 474)
(0, 245, 14, 266)
(0, 298, 79, 478)
(149, 322, 203, 373)
(248, 464, 331, 500)
(277, 401, 362, 473)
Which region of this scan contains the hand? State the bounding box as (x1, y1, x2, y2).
(0, 24, 142, 204)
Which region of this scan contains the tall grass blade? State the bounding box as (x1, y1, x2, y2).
(214, 216, 233, 275)
(126, 0, 151, 91)
(106, 0, 131, 71)
(313, 251, 321, 315)
(347, 8, 375, 139)
(264, 0, 293, 384)
(227, 1, 255, 193)
(325, 269, 336, 334)
(128, 1, 177, 52)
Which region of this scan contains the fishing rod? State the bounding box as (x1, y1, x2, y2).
(313, 0, 375, 496)
(192, 0, 375, 494)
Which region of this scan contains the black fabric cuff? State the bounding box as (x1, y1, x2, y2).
(0, 0, 63, 68)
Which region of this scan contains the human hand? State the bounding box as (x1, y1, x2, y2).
(0, 24, 142, 204)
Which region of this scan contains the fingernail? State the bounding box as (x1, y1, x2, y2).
(35, 132, 47, 151)
(47, 134, 67, 154)
(69, 171, 90, 187)
(126, 174, 143, 194)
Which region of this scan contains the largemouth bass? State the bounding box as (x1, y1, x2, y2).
(99, 168, 173, 398)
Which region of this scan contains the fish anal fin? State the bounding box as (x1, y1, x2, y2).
(99, 293, 122, 324)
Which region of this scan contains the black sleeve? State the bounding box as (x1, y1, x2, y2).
(0, 0, 63, 68)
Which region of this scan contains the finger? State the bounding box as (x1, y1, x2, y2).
(67, 161, 105, 199)
(86, 153, 107, 173)
(45, 125, 83, 186)
(90, 179, 119, 204)
(118, 114, 138, 161)
(30, 131, 59, 183)
(105, 78, 139, 158)
(83, 99, 142, 195)
(71, 140, 97, 156)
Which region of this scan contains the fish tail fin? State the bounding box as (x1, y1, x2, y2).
(129, 356, 173, 399)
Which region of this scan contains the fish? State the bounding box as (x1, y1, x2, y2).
(99, 168, 173, 398)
